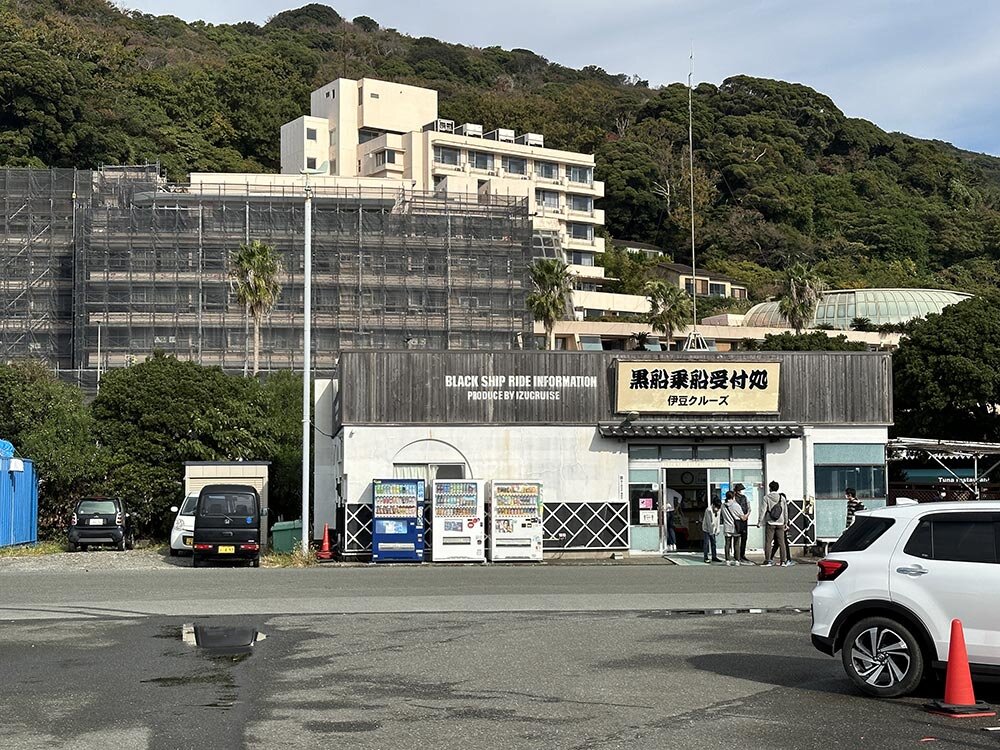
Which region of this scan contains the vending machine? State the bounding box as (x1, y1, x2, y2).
(371, 479, 425, 562)
(487, 480, 544, 562)
(431, 480, 486, 562)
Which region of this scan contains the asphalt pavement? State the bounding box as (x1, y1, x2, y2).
(0, 557, 816, 620)
(3, 560, 999, 749)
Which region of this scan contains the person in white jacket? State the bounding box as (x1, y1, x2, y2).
(758, 480, 789, 566)
(701, 498, 722, 563)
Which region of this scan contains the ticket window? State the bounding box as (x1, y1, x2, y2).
(629, 469, 660, 525)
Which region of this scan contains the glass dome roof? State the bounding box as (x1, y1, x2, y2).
(743, 289, 972, 330)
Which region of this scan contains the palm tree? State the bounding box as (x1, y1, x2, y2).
(645, 280, 692, 349)
(527, 258, 572, 350)
(631, 331, 651, 351)
(230, 240, 282, 375)
(778, 263, 823, 334)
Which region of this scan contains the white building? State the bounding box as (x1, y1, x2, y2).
(316, 350, 893, 558)
(278, 77, 606, 267)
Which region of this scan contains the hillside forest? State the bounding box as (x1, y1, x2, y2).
(3, 1, 1000, 304)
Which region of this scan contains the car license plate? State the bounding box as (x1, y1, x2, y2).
(183, 536, 193, 546)
(88, 518, 104, 526)
(218, 545, 235, 554)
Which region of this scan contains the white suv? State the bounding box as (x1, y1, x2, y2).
(811, 501, 1000, 697)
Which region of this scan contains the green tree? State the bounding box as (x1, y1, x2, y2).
(526, 258, 571, 350)
(231, 240, 283, 375)
(599, 246, 657, 295)
(261, 370, 304, 522)
(743, 332, 866, 351)
(893, 296, 1000, 441)
(778, 263, 824, 334)
(0, 362, 105, 537)
(91, 353, 275, 536)
(645, 280, 692, 348)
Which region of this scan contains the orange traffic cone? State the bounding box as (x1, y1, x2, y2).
(316, 523, 334, 561)
(925, 619, 996, 718)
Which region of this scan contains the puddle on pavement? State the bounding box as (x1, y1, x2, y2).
(637, 607, 808, 619)
(182, 623, 267, 658)
(142, 622, 266, 708)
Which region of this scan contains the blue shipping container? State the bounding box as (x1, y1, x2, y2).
(1, 457, 38, 548)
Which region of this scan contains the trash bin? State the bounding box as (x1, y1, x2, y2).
(270, 520, 302, 553)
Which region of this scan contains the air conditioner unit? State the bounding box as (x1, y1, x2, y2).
(485, 128, 515, 143)
(423, 119, 455, 133)
(516, 132, 544, 147)
(456, 123, 483, 137)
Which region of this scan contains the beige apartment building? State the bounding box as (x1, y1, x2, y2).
(278, 77, 606, 267)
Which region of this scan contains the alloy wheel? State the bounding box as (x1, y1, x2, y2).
(850, 626, 911, 688)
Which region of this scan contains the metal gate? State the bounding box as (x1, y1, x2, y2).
(543, 500, 629, 550)
(786, 499, 815, 546)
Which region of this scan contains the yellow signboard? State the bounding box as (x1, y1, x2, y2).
(616, 361, 780, 414)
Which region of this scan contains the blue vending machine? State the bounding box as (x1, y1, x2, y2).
(371, 479, 425, 562)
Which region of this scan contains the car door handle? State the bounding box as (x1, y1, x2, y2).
(896, 566, 929, 576)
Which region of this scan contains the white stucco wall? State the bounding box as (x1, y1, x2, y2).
(313, 378, 338, 540)
(335, 425, 627, 512)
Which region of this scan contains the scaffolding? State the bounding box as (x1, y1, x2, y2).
(0, 168, 93, 367)
(0, 167, 534, 380)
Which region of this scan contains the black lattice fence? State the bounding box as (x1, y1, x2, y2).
(341, 503, 373, 559)
(543, 501, 629, 550)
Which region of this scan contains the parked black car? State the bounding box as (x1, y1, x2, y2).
(68, 497, 135, 552)
(192, 484, 262, 568)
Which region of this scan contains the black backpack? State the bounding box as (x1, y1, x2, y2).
(768, 493, 786, 522)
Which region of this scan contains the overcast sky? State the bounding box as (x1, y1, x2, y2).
(121, 0, 1000, 155)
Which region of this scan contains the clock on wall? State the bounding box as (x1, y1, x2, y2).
(681, 471, 695, 485)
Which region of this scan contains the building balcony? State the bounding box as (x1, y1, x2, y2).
(566, 207, 605, 224)
(564, 235, 606, 253)
(570, 289, 650, 316)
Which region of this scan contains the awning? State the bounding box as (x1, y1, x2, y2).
(887, 437, 1000, 499)
(598, 421, 804, 439)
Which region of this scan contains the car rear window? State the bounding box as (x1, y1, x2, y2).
(179, 496, 199, 515)
(903, 513, 998, 564)
(199, 492, 257, 517)
(829, 516, 895, 552)
(78, 500, 117, 514)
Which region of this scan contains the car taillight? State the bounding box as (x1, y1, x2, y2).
(71, 513, 78, 525)
(817, 559, 848, 581)
(239, 543, 260, 551)
(116, 513, 124, 525)
(193, 543, 213, 551)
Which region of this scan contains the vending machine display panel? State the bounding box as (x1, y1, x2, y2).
(371, 479, 425, 562)
(431, 480, 486, 562)
(488, 480, 543, 562)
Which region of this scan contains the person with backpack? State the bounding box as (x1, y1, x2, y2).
(759, 480, 789, 567)
(720, 490, 741, 566)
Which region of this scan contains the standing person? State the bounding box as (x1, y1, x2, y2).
(759, 481, 788, 566)
(733, 483, 753, 565)
(845, 487, 865, 528)
(721, 490, 740, 566)
(702, 499, 723, 563)
(663, 486, 682, 552)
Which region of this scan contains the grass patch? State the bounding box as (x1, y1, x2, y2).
(0, 540, 69, 557)
(262, 549, 317, 568)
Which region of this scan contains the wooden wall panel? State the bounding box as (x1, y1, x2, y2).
(338, 350, 892, 426)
